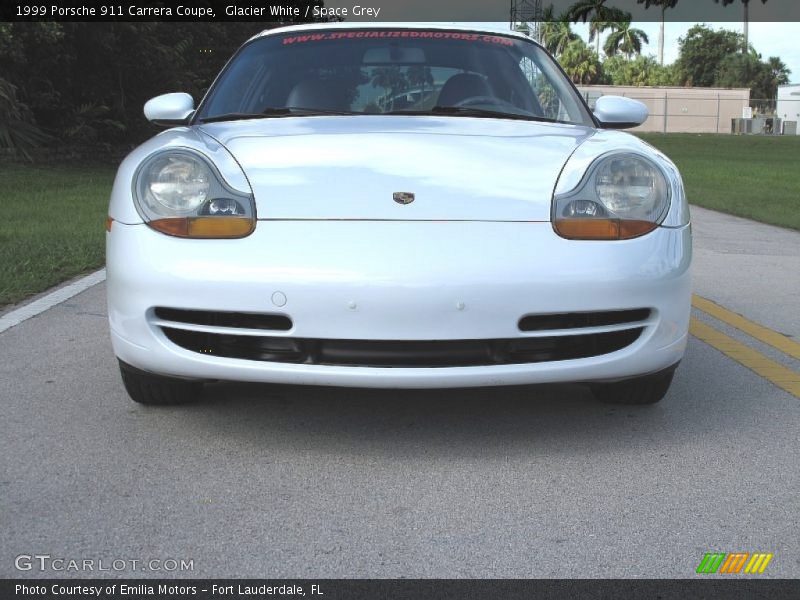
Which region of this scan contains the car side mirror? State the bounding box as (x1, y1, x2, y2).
(144, 93, 195, 126)
(593, 96, 648, 130)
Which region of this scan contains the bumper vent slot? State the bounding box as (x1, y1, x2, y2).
(154, 307, 292, 331)
(519, 309, 651, 332)
(160, 328, 644, 368)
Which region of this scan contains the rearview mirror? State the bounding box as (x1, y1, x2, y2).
(144, 93, 195, 126)
(362, 46, 426, 64)
(593, 96, 648, 129)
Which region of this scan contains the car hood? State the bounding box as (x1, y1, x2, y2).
(199, 116, 594, 221)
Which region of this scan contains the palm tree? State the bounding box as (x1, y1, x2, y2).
(603, 20, 650, 60)
(539, 17, 580, 57)
(767, 56, 791, 90)
(636, 0, 679, 65)
(712, 0, 768, 52)
(560, 39, 602, 84)
(587, 20, 614, 58)
(566, 0, 627, 56)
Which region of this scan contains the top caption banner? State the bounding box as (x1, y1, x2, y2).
(4, 0, 800, 22)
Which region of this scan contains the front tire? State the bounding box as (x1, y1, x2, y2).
(589, 368, 676, 405)
(119, 361, 203, 405)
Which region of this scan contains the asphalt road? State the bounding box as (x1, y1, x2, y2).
(1, 206, 799, 579)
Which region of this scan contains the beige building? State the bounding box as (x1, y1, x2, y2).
(576, 86, 751, 134)
(776, 84, 800, 135)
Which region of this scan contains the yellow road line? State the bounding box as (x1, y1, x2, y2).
(689, 318, 800, 398)
(692, 295, 800, 361)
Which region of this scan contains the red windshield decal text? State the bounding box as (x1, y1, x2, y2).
(281, 31, 515, 46)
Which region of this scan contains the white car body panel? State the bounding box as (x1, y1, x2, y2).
(199, 117, 592, 222)
(108, 220, 690, 388)
(106, 23, 692, 390)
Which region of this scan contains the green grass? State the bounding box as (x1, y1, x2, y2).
(637, 133, 800, 231)
(0, 164, 114, 307)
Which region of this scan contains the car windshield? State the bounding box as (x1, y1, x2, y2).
(195, 28, 593, 126)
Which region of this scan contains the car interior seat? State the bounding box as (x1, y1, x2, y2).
(436, 73, 493, 106)
(286, 79, 343, 111)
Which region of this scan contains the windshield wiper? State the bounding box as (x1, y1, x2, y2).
(388, 105, 561, 123)
(199, 106, 356, 123)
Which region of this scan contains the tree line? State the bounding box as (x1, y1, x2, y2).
(526, 1, 789, 95)
(0, 22, 289, 160)
(542, 22, 790, 96)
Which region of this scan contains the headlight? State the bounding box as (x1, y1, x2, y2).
(553, 153, 670, 240)
(133, 149, 255, 238)
(144, 154, 210, 213)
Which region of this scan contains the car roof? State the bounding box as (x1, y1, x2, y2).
(249, 22, 534, 44)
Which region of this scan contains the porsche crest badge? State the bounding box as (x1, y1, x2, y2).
(393, 192, 415, 205)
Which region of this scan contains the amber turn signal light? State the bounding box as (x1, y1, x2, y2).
(149, 217, 255, 239)
(554, 218, 657, 241)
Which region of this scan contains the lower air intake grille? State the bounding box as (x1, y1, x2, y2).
(154, 307, 292, 331)
(160, 328, 644, 368)
(518, 309, 651, 332)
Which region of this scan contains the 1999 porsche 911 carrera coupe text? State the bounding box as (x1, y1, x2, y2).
(106, 23, 692, 406)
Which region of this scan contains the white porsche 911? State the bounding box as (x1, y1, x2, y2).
(106, 23, 691, 406)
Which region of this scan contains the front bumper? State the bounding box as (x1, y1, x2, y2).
(107, 220, 691, 388)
